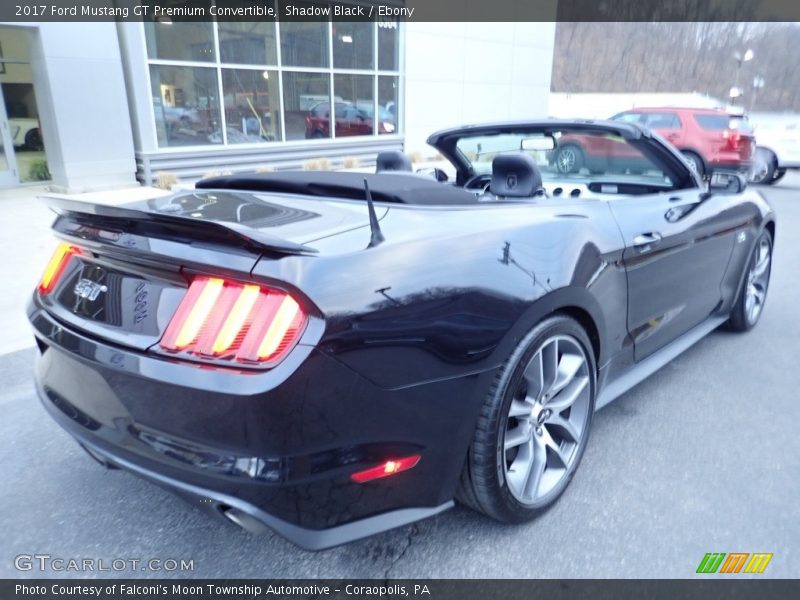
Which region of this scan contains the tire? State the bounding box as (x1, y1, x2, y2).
(750, 149, 776, 185)
(554, 145, 585, 174)
(457, 314, 596, 522)
(772, 168, 786, 183)
(727, 229, 773, 332)
(681, 151, 705, 178)
(24, 128, 43, 151)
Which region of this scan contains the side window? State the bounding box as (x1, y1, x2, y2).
(612, 112, 643, 124)
(644, 113, 681, 129)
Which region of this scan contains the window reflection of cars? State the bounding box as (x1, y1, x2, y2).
(305, 101, 394, 139)
(8, 117, 43, 150)
(153, 97, 204, 133)
(207, 127, 271, 144)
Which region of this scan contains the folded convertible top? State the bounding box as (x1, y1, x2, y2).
(197, 171, 478, 206)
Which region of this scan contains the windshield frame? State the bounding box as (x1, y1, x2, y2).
(427, 120, 699, 190)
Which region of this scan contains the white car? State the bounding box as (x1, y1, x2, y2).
(749, 114, 800, 184)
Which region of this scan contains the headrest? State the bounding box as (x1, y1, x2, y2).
(376, 151, 413, 173)
(490, 154, 543, 197)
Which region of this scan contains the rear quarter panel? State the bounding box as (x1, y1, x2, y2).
(252, 199, 629, 391)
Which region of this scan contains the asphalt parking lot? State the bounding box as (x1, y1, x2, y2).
(1, 176, 798, 579)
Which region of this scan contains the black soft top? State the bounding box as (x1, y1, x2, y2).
(197, 171, 477, 206)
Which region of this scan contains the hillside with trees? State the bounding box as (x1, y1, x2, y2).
(552, 23, 800, 111)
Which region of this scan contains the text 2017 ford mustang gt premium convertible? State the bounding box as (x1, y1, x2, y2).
(28, 120, 775, 550)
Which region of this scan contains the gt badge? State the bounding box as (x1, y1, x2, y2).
(74, 278, 108, 301)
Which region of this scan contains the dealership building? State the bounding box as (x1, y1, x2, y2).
(0, 19, 554, 191)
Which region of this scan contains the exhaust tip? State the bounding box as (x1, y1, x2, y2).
(220, 506, 270, 535)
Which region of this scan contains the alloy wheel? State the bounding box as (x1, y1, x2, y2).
(745, 236, 771, 325)
(503, 335, 592, 505)
(750, 155, 770, 184)
(556, 148, 578, 173)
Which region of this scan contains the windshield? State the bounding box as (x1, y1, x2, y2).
(455, 130, 676, 186)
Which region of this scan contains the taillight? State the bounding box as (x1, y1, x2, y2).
(723, 129, 741, 151)
(38, 242, 80, 295)
(159, 276, 307, 367)
(350, 455, 421, 483)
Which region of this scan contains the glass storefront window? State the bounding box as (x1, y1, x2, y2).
(333, 22, 373, 70)
(145, 22, 215, 62)
(378, 76, 399, 135)
(149, 65, 221, 147)
(333, 74, 376, 137)
(279, 2, 329, 68)
(283, 72, 331, 140)
(378, 20, 399, 71)
(146, 20, 401, 148)
(222, 69, 281, 144)
(218, 22, 278, 66)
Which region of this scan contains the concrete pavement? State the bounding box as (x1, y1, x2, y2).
(1, 176, 798, 578)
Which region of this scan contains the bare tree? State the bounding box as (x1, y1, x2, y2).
(552, 22, 800, 112)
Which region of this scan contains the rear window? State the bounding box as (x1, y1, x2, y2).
(694, 114, 729, 130)
(694, 113, 752, 132)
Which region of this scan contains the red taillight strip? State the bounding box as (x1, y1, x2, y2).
(350, 455, 422, 484)
(159, 276, 307, 367)
(38, 242, 80, 295)
(160, 277, 224, 351)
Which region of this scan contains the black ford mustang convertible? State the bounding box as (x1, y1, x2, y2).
(28, 120, 774, 550)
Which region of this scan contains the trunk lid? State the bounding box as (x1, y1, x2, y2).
(38, 190, 380, 350)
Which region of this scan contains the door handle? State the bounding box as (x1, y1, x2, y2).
(632, 232, 662, 252)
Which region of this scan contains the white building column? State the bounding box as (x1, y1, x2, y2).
(29, 23, 137, 191)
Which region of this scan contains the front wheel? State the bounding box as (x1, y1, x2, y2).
(728, 230, 773, 332)
(554, 145, 585, 174)
(457, 315, 596, 522)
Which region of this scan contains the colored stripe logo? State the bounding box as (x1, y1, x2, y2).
(696, 553, 773, 574)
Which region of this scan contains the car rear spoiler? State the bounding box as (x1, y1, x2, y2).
(43, 195, 318, 256)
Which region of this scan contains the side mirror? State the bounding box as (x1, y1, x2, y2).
(416, 167, 449, 182)
(709, 171, 747, 194)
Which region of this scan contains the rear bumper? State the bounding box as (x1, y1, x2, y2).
(707, 157, 752, 174)
(29, 300, 488, 549)
(72, 434, 452, 551)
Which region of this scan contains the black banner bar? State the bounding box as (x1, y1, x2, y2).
(2, 0, 800, 22)
(3, 579, 800, 600)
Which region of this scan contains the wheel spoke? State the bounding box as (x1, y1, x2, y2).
(508, 399, 531, 418)
(542, 427, 570, 470)
(523, 352, 544, 402)
(504, 424, 531, 450)
(549, 353, 584, 397)
(540, 339, 559, 397)
(506, 438, 535, 497)
(522, 442, 547, 500)
(753, 253, 770, 278)
(548, 415, 580, 444)
(546, 376, 589, 412)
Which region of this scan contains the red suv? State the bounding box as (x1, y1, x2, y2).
(610, 107, 755, 177)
